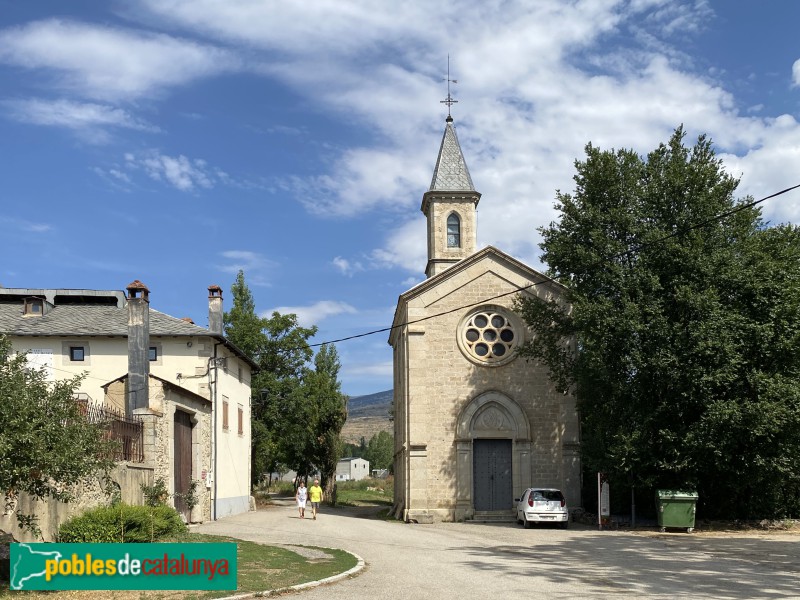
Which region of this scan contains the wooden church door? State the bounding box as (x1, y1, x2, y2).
(473, 439, 512, 511)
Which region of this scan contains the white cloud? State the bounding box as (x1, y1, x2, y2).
(98, 150, 256, 193)
(136, 0, 783, 272)
(214, 250, 277, 287)
(718, 114, 800, 224)
(217, 250, 274, 275)
(341, 360, 393, 378)
(20, 1, 799, 276)
(332, 256, 364, 277)
(4, 98, 157, 142)
(107, 169, 131, 183)
(368, 218, 427, 273)
(136, 0, 432, 57)
(265, 300, 357, 328)
(0, 216, 53, 233)
(287, 147, 430, 218)
(401, 276, 423, 287)
(125, 151, 214, 191)
(0, 19, 237, 101)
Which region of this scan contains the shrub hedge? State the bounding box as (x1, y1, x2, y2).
(58, 503, 186, 543)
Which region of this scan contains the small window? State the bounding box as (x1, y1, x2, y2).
(237, 405, 244, 435)
(222, 398, 229, 431)
(23, 298, 44, 316)
(69, 346, 85, 361)
(148, 347, 158, 361)
(447, 213, 461, 248)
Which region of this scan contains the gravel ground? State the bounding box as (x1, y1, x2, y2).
(195, 498, 800, 600)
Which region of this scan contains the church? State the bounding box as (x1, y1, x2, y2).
(390, 113, 581, 522)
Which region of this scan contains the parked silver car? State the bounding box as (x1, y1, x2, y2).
(516, 488, 568, 528)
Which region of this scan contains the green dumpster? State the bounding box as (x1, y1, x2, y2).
(656, 490, 698, 532)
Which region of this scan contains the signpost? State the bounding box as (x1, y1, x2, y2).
(598, 472, 610, 530)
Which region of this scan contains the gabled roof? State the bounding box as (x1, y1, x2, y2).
(102, 372, 211, 406)
(389, 245, 567, 345)
(0, 292, 257, 369)
(0, 303, 210, 337)
(429, 118, 475, 192)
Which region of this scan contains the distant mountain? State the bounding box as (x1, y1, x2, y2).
(342, 389, 393, 443)
(347, 389, 392, 419)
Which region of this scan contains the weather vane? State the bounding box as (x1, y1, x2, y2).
(440, 54, 458, 118)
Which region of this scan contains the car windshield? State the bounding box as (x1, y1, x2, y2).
(531, 490, 564, 502)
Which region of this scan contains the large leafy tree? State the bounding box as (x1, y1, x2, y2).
(517, 127, 800, 518)
(224, 271, 348, 488)
(0, 335, 116, 535)
(363, 431, 394, 473)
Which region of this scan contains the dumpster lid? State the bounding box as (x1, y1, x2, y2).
(656, 489, 698, 500)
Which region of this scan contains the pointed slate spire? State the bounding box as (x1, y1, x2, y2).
(429, 116, 475, 192)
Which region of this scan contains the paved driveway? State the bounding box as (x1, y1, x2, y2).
(195, 499, 800, 599)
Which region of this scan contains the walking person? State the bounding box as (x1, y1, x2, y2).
(308, 478, 324, 520)
(295, 479, 308, 519)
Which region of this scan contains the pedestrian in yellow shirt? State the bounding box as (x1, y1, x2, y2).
(308, 478, 324, 520)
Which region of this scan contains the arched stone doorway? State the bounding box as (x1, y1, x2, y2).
(454, 391, 531, 520)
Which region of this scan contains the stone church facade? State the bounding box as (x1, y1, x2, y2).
(390, 115, 581, 522)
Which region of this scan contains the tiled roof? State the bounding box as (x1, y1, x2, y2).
(0, 303, 210, 337)
(429, 119, 475, 192)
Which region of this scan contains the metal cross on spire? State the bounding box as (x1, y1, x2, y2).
(440, 54, 458, 119)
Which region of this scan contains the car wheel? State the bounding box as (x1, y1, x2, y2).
(523, 516, 532, 529)
(560, 521, 568, 530)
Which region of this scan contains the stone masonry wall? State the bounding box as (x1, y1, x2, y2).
(400, 256, 581, 521)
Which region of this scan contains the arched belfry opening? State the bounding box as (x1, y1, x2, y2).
(454, 391, 532, 520)
(447, 212, 461, 248)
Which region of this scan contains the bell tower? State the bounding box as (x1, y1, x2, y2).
(421, 115, 481, 278)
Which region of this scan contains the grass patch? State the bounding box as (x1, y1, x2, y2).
(335, 477, 393, 507)
(0, 532, 357, 600)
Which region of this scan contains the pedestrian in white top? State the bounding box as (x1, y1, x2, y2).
(295, 480, 308, 519)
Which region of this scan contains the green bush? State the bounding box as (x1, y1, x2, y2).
(58, 503, 186, 543)
(141, 477, 170, 507)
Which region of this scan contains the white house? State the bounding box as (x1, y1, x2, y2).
(336, 458, 370, 481)
(0, 281, 254, 539)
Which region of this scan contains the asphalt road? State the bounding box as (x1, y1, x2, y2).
(194, 499, 800, 599)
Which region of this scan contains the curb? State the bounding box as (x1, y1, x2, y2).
(217, 549, 365, 599)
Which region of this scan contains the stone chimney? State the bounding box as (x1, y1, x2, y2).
(126, 280, 150, 414)
(208, 285, 223, 336)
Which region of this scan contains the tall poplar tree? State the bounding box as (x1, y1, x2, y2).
(302, 344, 348, 492)
(517, 128, 800, 518)
(224, 271, 350, 488)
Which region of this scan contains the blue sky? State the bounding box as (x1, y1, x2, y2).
(1, 1, 799, 397)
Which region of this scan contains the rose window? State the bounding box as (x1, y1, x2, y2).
(461, 310, 517, 363)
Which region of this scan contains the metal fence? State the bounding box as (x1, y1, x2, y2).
(75, 396, 145, 463)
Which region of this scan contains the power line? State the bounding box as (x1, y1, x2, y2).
(301, 182, 800, 350)
(15, 183, 800, 372)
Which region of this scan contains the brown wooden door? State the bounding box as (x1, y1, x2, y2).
(174, 410, 193, 519)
